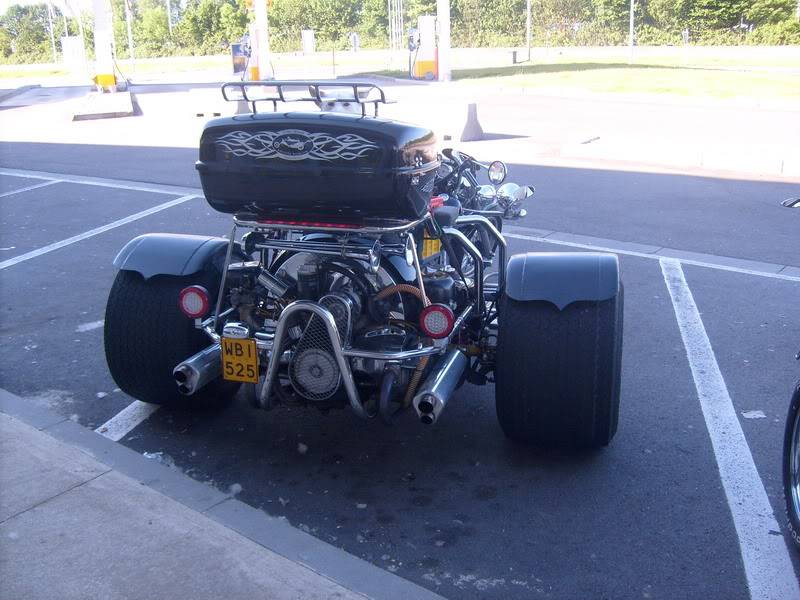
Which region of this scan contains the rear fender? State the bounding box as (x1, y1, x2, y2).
(113, 233, 235, 280)
(504, 252, 619, 310)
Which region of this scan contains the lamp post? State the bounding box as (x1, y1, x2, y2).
(46, 0, 57, 62)
(628, 0, 635, 64)
(124, 0, 135, 71)
(526, 0, 531, 62)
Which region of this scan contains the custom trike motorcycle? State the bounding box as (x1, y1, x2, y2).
(104, 81, 624, 447)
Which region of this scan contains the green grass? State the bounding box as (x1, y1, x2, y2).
(445, 62, 800, 100)
(3, 47, 799, 101)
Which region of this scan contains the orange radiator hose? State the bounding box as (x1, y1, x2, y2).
(375, 283, 430, 307)
(374, 283, 432, 408)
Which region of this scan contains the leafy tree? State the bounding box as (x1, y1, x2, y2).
(688, 0, 750, 29)
(1, 4, 51, 62)
(534, 0, 593, 42)
(311, 0, 359, 47)
(0, 27, 12, 59)
(135, 0, 171, 56)
(268, 0, 312, 51)
(745, 0, 795, 24)
(406, 0, 437, 22)
(359, 0, 388, 43)
(592, 0, 631, 27)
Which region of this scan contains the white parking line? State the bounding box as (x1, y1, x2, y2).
(506, 232, 800, 283)
(95, 400, 160, 442)
(0, 179, 61, 198)
(0, 167, 201, 197)
(0, 194, 197, 270)
(660, 259, 800, 600)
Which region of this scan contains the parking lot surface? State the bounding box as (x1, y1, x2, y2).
(1, 139, 799, 599)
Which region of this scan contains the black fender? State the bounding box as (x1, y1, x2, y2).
(113, 233, 234, 280)
(504, 252, 619, 310)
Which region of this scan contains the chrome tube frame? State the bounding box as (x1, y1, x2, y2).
(442, 227, 484, 316)
(254, 238, 405, 262)
(455, 214, 507, 292)
(405, 233, 428, 304)
(213, 225, 237, 330)
(259, 300, 371, 419)
(234, 214, 430, 235)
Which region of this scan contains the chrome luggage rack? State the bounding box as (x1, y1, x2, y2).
(221, 80, 391, 116)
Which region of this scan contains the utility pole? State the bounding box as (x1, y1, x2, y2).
(166, 0, 172, 35)
(526, 0, 531, 62)
(124, 0, 136, 72)
(628, 0, 635, 64)
(46, 0, 57, 63)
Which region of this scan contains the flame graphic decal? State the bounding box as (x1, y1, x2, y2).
(215, 129, 379, 161)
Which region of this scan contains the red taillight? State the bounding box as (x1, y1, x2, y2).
(419, 304, 455, 339)
(178, 285, 210, 319)
(429, 196, 446, 209)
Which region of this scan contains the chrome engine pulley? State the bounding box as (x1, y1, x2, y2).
(288, 315, 342, 401)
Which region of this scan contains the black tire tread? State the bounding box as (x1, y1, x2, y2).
(104, 270, 236, 406)
(495, 284, 624, 447)
(782, 384, 800, 550)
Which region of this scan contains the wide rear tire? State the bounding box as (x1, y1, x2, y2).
(782, 384, 800, 551)
(495, 284, 624, 447)
(104, 270, 239, 407)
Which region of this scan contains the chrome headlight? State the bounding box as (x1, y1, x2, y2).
(488, 161, 507, 185)
(477, 184, 496, 199)
(497, 183, 534, 203)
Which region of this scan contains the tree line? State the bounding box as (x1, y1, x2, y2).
(2, 0, 798, 65)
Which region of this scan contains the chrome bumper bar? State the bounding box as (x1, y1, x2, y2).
(259, 300, 372, 419)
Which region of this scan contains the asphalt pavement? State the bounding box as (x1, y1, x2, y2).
(1, 85, 800, 599)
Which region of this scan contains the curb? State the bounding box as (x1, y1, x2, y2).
(0, 388, 443, 600)
(0, 84, 40, 103)
(72, 90, 136, 121)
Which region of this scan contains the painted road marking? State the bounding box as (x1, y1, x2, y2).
(75, 320, 105, 333)
(95, 400, 160, 442)
(0, 167, 200, 197)
(660, 259, 800, 600)
(0, 194, 198, 270)
(505, 230, 800, 283)
(0, 179, 61, 198)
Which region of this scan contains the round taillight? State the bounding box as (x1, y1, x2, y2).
(419, 304, 455, 339)
(178, 285, 210, 319)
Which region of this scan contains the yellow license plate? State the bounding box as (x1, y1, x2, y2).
(220, 337, 259, 383)
(422, 237, 441, 258)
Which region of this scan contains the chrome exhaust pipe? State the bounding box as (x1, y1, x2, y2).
(173, 344, 221, 395)
(413, 348, 468, 425)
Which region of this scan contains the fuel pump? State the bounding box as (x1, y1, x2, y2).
(409, 15, 437, 80)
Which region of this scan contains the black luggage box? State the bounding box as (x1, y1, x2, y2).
(196, 112, 439, 223)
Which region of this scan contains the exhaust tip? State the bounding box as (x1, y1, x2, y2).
(177, 384, 192, 395)
(420, 414, 434, 425)
(174, 369, 188, 384)
(418, 396, 435, 414)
